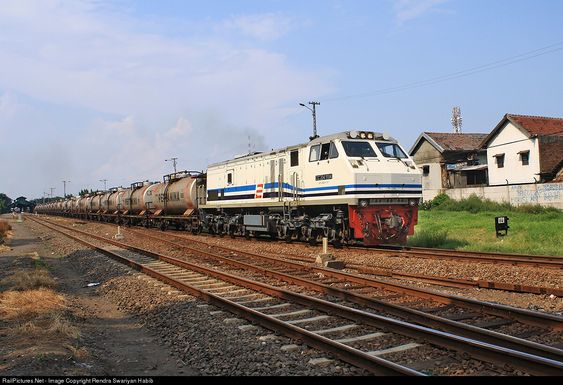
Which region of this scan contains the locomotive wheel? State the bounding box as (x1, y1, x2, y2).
(244, 231, 251, 240)
(333, 238, 343, 249)
(285, 230, 293, 243)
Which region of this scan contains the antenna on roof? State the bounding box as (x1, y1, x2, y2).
(451, 106, 462, 133)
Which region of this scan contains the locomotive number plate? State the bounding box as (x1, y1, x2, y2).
(315, 173, 333, 181)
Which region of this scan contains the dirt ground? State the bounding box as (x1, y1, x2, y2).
(0, 214, 196, 376)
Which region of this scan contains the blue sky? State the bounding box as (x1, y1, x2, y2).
(1, 0, 562, 199)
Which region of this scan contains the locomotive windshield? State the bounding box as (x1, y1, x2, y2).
(341, 141, 377, 158)
(375, 142, 408, 159)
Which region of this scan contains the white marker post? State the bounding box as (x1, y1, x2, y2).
(114, 226, 124, 240)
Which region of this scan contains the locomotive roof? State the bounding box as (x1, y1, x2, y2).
(208, 130, 398, 168)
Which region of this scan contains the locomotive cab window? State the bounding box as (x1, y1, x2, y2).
(319, 143, 331, 160)
(329, 142, 339, 159)
(290, 150, 299, 167)
(309, 145, 320, 162)
(376, 142, 407, 159)
(341, 141, 377, 158)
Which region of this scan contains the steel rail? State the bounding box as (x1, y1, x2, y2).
(29, 217, 563, 375)
(134, 227, 563, 331)
(358, 245, 563, 270)
(28, 217, 420, 376)
(125, 226, 563, 362)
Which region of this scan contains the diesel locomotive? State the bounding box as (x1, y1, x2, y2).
(36, 130, 422, 246)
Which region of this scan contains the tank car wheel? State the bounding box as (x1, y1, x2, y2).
(159, 221, 168, 231)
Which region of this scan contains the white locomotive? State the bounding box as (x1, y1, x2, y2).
(36, 130, 422, 246)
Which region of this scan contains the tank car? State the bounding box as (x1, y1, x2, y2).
(139, 171, 204, 230)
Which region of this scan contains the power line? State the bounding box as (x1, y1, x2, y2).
(323, 41, 563, 102)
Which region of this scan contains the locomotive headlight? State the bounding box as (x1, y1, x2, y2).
(359, 199, 369, 207)
(359, 132, 367, 139)
(366, 132, 374, 140)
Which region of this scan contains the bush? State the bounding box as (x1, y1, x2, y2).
(420, 193, 450, 210)
(423, 194, 560, 214)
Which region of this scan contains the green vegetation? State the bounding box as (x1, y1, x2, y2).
(0, 193, 12, 214)
(410, 194, 562, 255)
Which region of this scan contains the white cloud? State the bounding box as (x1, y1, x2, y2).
(105, 115, 136, 135)
(221, 13, 298, 41)
(0, 92, 20, 119)
(0, 1, 334, 198)
(393, 0, 450, 24)
(165, 117, 193, 139)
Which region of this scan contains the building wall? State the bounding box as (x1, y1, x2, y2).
(411, 140, 443, 189)
(486, 122, 541, 186)
(422, 182, 563, 209)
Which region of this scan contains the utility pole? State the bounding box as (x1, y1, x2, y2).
(99, 179, 107, 190)
(299, 101, 320, 141)
(49, 187, 55, 198)
(62, 180, 70, 198)
(165, 157, 178, 173)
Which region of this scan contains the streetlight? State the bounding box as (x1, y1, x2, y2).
(62, 180, 70, 198)
(99, 179, 107, 190)
(165, 157, 178, 173)
(299, 101, 320, 141)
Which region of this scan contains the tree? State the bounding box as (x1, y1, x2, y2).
(0, 193, 12, 214)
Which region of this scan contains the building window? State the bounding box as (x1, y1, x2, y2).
(520, 151, 530, 166)
(495, 154, 505, 168)
(422, 165, 430, 176)
(227, 172, 233, 185)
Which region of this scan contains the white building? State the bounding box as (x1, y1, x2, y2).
(481, 114, 563, 186)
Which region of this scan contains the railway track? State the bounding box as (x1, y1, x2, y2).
(162, 229, 563, 296)
(355, 244, 563, 270)
(28, 216, 563, 376)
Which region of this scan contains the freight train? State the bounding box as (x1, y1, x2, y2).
(35, 130, 422, 246)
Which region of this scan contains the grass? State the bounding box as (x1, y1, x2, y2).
(409, 210, 563, 256)
(0, 288, 67, 320)
(1, 269, 56, 291)
(0, 260, 81, 342)
(0, 220, 12, 244)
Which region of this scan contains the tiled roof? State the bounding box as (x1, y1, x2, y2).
(425, 132, 488, 152)
(482, 114, 563, 178)
(507, 114, 563, 136)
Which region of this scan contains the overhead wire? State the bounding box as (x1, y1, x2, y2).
(322, 41, 563, 102)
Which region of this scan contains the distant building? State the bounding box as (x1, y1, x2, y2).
(409, 132, 488, 194)
(10, 196, 34, 213)
(481, 114, 563, 186)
